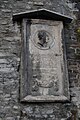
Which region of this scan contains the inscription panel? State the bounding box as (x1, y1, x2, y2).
(31, 54, 59, 96)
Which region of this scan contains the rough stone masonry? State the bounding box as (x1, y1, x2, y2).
(0, 0, 80, 120)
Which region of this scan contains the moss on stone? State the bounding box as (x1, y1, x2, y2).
(76, 27, 80, 42)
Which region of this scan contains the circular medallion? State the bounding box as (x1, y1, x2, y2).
(32, 30, 54, 50)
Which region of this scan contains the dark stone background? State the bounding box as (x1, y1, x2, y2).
(0, 0, 80, 119)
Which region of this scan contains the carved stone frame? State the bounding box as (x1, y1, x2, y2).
(20, 18, 70, 102)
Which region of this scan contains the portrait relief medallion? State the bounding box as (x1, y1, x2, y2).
(32, 30, 54, 50)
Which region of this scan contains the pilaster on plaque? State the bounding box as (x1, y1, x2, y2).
(13, 9, 73, 102)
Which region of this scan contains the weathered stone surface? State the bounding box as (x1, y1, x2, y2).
(21, 19, 69, 102)
(0, 0, 79, 119)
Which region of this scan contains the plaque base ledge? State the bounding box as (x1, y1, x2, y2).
(21, 95, 70, 103)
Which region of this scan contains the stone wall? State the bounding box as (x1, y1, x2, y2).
(0, 0, 80, 120)
(66, 0, 80, 119)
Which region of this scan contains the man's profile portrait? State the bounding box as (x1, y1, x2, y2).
(37, 30, 49, 47)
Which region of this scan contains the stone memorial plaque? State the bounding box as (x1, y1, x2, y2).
(21, 19, 69, 102)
